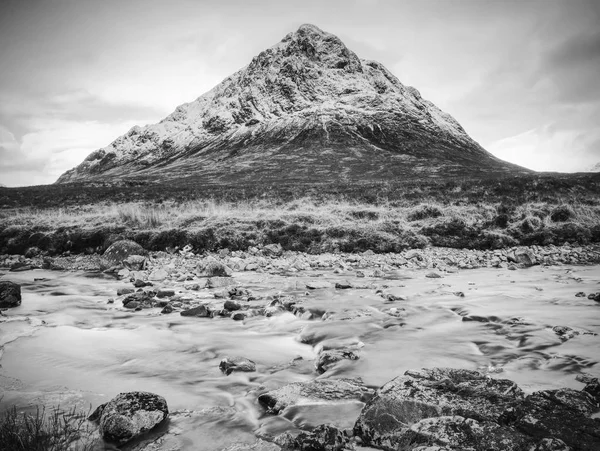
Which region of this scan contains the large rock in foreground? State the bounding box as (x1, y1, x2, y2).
(0, 280, 21, 308)
(354, 367, 600, 451)
(89, 391, 168, 445)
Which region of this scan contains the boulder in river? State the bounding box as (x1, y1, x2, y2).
(180, 305, 211, 317)
(258, 378, 372, 414)
(354, 368, 524, 449)
(219, 356, 256, 375)
(316, 349, 360, 374)
(354, 367, 600, 450)
(89, 391, 168, 445)
(0, 280, 21, 308)
(103, 240, 147, 265)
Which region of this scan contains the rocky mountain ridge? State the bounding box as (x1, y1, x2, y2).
(57, 24, 527, 184)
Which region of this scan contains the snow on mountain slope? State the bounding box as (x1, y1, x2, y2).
(57, 24, 526, 184)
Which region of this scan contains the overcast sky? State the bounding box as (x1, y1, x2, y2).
(1, 0, 599, 186)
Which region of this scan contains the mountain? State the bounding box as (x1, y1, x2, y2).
(57, 24, 527, 184)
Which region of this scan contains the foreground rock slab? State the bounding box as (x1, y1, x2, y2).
(354, 367, 600, 451)
(89, 391, 168, 445)
(0, 280, 21, 308)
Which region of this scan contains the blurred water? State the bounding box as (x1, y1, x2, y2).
(1, 264, 599, 449)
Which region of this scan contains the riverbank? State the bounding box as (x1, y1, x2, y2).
(2, 242, 600, 275)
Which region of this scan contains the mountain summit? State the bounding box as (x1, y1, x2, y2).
(57, 24, 526, 184)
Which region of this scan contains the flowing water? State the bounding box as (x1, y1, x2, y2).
(1, 264, 599, 449)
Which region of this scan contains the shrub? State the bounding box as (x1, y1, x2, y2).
(0, 404, 96, 451)
(493, 214, 510, 228)
(519, 216, 543, 233)
(550, 205, 574, 222)
(407, 204, 443, 221)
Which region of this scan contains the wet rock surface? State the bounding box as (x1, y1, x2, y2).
(0, 280, 21, 308)
(354, 367, 600, 451)
(220, 356, 257, 375)
(89, 391, 168, 445)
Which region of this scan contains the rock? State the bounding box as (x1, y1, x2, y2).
(123, 255, 147, 270)
(10, 261, 38, 272)
(405, 250, 423, 260)
(383, 293, 407, 302)
(89, 391, 168, 445)
(160, 304, 173, 314)
(356, 271, 365, 278)
(148, 268, 169, 282)
(180, 305, 211, 317)
(575, 292, 586, 297)
(552, 325, 579, 341)
(219, 356, 256, 375)
(133, 279, 151, 288)
(156, 289, 175, 298)
(306, 281, 332, 289)
(231, 311, 248, 321)
(263, 243, 283, 257)
(409, 415, 533, 451)
(123, 291, 153, 308)
(515, 247, 536, 267)
(0, 280, 21, 308)
(335, 281, 352, 289)
(529, 438, 572, 451)
(276, 424, 351, 451)
(588, 292, 600, 302)
(258, 378, 372, 414)
(103, 240, 147, 265)
(224, 299, 242, 311)
(316, 349, 360, 373)
(354, 368, 524, 449)
(425, 272, 442, 279)
(583, 380, 600, 402)
(199, 259, 233, 277)
(117, 287, 135, 296)
(504, 388, 600, 450)
(453, 291, 465, 297)
(24, 246, 41, 258)
(575, 374, 599, 385)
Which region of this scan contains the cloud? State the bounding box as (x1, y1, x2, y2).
(487, 124, 600, 172)
(0, 120, 140, 187)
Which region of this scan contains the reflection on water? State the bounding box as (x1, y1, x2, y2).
(1, 264, 599, 448)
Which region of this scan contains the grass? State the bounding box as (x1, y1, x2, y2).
(1, 194, 599, 255)
(1, 173, 599, 254)
(0, 404, 97, 451)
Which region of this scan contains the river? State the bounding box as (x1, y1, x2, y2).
(1, 264, 599, 449)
